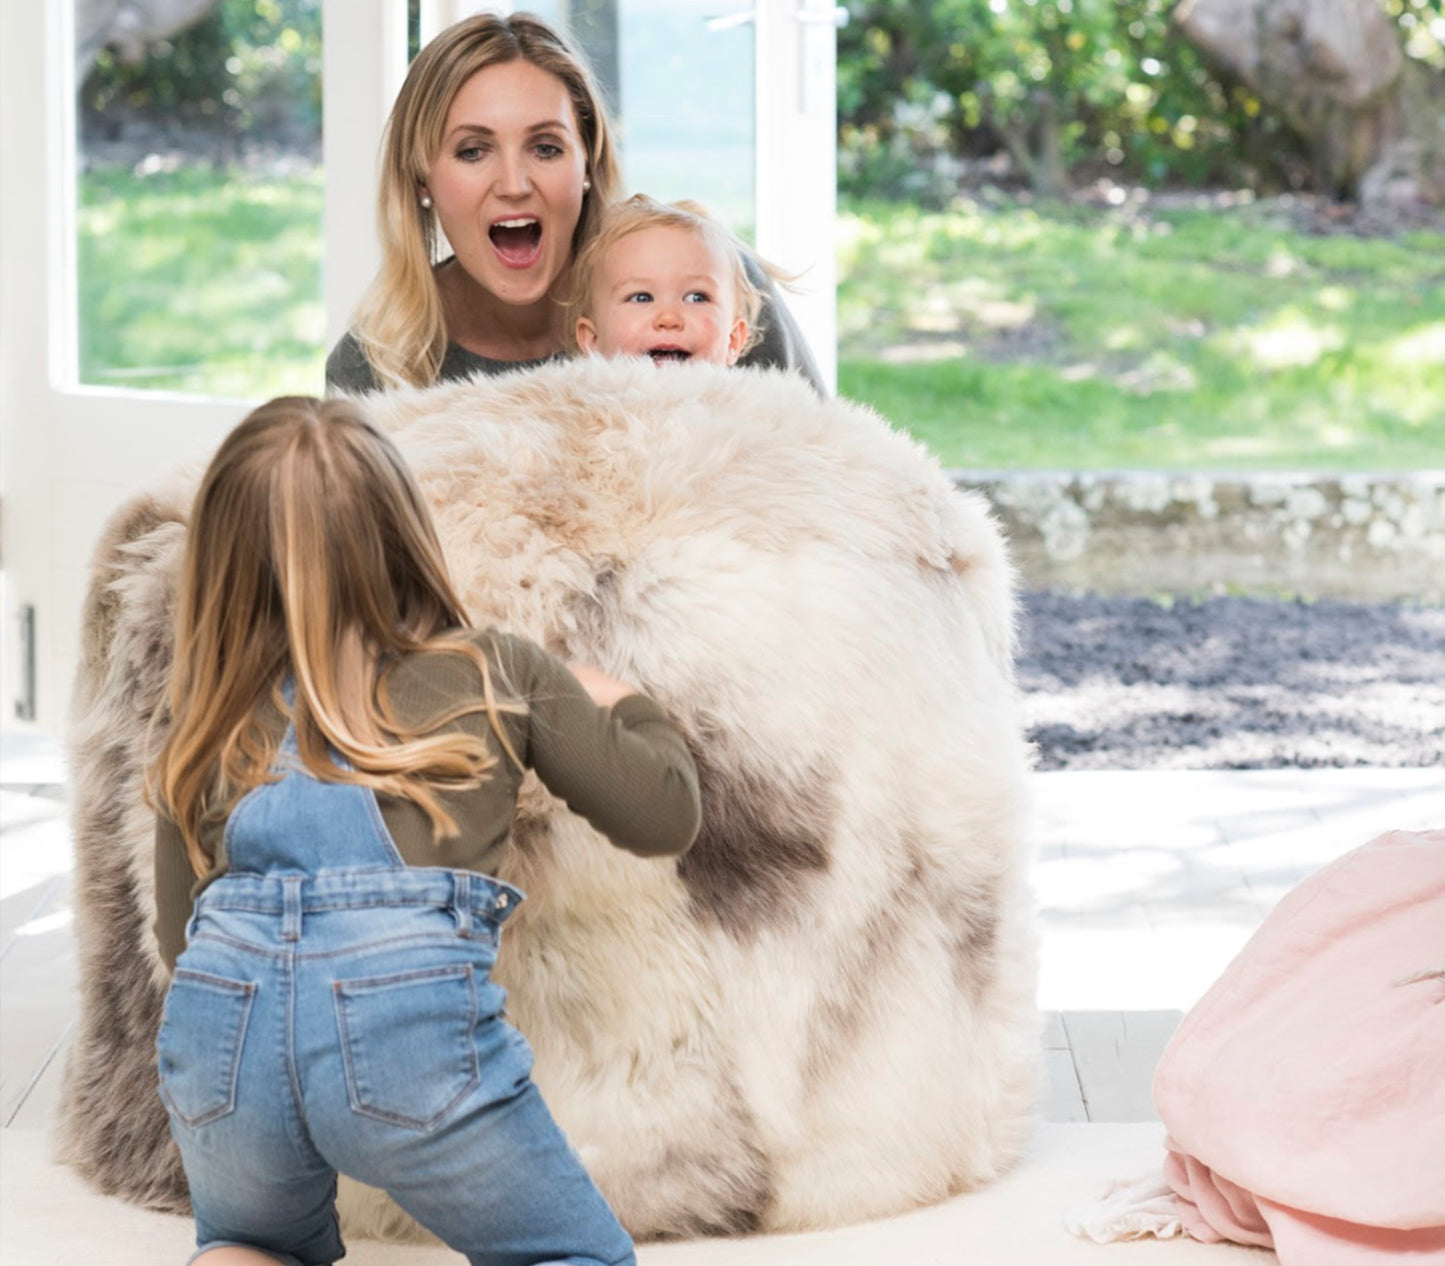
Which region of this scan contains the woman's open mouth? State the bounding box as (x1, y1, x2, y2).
(489, 217, 543, 268)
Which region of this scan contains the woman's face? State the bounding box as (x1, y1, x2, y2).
(424, 59, 588, 310)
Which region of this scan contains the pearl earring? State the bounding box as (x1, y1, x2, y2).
(582, 178, 591, 193)
(420, 194, 433, 210)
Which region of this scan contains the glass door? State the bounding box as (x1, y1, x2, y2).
(521, 0, 758, 233)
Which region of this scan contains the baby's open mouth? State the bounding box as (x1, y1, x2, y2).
(648, 347, 691, 365)
(489, 218, 542, 265)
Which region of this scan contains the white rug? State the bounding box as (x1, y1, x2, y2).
(1, 1122, 1271, 1264)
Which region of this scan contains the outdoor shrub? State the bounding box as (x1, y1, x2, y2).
(80, 0, 321, 147)
(838, 0, 1440, 199)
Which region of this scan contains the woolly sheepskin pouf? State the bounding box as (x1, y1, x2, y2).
(58, 357, 1039, 1242)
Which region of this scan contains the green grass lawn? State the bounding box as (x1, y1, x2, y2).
(76, 163, 1444, 469)
(78, 163, 325, 398)
(838, 196, 1445, 470)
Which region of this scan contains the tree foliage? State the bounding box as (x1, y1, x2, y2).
(80, 0, 321, 143)
(838, 0, 1445, 199)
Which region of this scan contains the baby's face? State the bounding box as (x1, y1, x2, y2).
(576, 224, 748, 367)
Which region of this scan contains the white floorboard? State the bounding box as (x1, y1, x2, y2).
(1062, 1010, 1182, 1124)
(0, 897, 76, 1127)
(7, 1026, 70, 1133)
(1042, 1046, 1088, 1124)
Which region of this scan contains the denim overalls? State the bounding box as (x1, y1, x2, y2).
(156, 721, 635, 1266)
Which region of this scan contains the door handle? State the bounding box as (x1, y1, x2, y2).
(704, 10, 753, 31)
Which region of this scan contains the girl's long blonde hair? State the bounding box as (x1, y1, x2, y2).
(353, 11, 621, 390)
(151, 396, 521, 876)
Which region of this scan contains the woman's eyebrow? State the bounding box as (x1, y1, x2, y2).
(445, 119, 574, 140)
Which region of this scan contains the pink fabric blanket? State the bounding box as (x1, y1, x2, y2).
(1153, 827, 1445, 1264)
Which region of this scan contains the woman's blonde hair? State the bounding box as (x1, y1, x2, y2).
(566, 194, 767, 355)
(150, 396, 522, 876)
(352, 12, 621, 390)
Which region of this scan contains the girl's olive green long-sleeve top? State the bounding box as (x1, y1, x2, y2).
(154, 629, 701, 972)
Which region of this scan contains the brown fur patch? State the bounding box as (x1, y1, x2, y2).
(899, 830, 1001, 1003)
(58, 739, 187, 1211)
(643, 1112, 774, 1238)
(802, 904, 903, 1084)
(677, 747, 832, 937)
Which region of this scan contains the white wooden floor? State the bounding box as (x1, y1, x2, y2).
(3, 730, 1442, 1138)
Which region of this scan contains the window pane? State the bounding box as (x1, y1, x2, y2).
(530, 0, 756, 237)
(76, 0, 324, 397)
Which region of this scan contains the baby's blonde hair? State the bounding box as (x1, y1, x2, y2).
(567, 194, 767, 354)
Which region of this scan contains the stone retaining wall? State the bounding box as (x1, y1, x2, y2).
(958, 470, 1445, 601)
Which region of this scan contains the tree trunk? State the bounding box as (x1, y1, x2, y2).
(563, 0, 622, 118)
(988, 88, 1071, 199)
(1173, 0, 1445, 206)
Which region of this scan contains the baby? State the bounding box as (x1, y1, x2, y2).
(571, 194, 764, 367)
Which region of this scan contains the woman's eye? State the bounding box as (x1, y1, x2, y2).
(456, 144, 488, 162)
(624, 291, 654, 304)
(533, 142, 563, 160)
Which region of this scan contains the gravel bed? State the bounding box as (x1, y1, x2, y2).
(1018, 591, 1445, 771)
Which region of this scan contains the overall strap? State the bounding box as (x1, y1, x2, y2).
(225, 674, 408, 872)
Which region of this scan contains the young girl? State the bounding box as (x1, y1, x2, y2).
(149, 395, 700, 1266)
(571, 194, 766, 368)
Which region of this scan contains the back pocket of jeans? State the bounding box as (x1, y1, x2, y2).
(333, 964, 480, 1131)
(157, 969, 257, 1128)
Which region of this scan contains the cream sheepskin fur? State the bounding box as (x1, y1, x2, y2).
(58, 357, 1039, 1241)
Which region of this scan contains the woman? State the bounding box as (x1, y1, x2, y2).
(326, 12, 823, 394)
